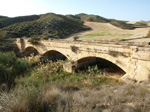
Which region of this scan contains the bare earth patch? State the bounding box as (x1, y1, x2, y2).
(66, 21, 150, 42)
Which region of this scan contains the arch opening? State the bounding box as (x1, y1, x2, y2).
(76, 57, 126, 75)
(23, 47, 39, 56)
(41, 50, 67, 62)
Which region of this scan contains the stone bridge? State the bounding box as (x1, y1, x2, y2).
(16, 38, 150, 82)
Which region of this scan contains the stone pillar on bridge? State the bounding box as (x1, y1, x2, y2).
(63, 57, 98, 73)
(16, 38, 25, 53)
(63, 62, 77, 73)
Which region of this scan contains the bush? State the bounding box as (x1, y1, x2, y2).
(42, 36, 49, 40)
(73, 36, 79, 41)
(0, 52, 28, 88)
(28, 36, 40, 45)
(134, 21, 148, 28)
(110, 21, 135, 29)
(0, 31, 10, 39)
(0, 13, 88, 39)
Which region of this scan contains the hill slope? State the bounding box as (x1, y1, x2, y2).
(0, 15, 40, 29)
(0, 13, 140, 40)
(76, 13, 134, 29)
(76, 13, 110, 23)
(0, 13, 89, 39)
(67, 21, 150, 41)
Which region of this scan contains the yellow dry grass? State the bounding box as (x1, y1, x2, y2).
(67, 21, 150, 42)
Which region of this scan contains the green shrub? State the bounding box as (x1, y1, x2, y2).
(0, 52, 28, 88)
(134, 21, 148, 28)
(28, 36, 40, 45)
(73, 36, 79, 41)
(42, 36, 49, 40)
(110, 21, 134, 29)
(0, 13, 89, 39)
(0, 31, 10, 39)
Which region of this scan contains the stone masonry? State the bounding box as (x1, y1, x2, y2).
(16, 38, 150, 82)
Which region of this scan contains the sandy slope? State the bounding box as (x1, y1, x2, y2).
(66, 21, 150, 42)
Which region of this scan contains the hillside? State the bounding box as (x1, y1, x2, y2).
(0, 16, 9, 19)
(76, 13, 110, 23)
(76, 13, 135, 29)
(0, 15, 40, 29)
(0, 13, 138, 40)
(134, 21, 150, 28)
(0, 13, 89, 39)
(67, 21, 150, 41)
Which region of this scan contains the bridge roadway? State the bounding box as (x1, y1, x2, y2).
(16, 38, 150, 82)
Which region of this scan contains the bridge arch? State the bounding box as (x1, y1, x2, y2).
(42, 50, 69, 62)
(23, 46, 40, 56)
(75, 56, 126, 74)
(74, 54, 128, 74)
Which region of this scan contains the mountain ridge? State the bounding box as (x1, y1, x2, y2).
(0, 13, 136, 39)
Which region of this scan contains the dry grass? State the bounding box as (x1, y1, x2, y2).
(66, 21, 150, 41)
(0, 56, 150, 112)
(0, 83, 150, 112)
(24, 54, 41, 67)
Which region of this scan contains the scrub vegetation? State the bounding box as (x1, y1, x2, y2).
(0, 13, 90, 39)
(0, 53, 150, 112)
(0, 12, 150, 112)
(0, 13, 135, 41)
(76, 13, 135, 29)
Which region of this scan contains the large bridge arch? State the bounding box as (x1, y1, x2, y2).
(75, 56, 126, 74)
(73, 53, 129, 73)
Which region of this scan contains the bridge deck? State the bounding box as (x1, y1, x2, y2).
(46, 39, 150, 48)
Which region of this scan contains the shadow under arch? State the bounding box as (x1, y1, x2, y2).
(41, 50, 67, 62)
(76, 57, 126, 75)
(23, 46, 39, 56)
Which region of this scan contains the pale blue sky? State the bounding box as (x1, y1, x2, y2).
(0, 0, 149, 21)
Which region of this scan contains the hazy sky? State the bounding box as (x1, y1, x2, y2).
(0, 0, 150, 21)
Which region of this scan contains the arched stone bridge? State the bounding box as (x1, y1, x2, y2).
(16, 38, 150, 82)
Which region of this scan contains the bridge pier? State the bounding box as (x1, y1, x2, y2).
(63, 62, 77, 73)
(63, 58, 98, 73)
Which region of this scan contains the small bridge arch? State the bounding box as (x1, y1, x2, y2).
(41, 50, 68, 61)
(23, 46, 40, 56)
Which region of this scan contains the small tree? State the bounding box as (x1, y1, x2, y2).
(0, 52, 28, 88)
(42, 36, 49, 40)
(28, 36, 40, 45)
(73, 36, 79, 41)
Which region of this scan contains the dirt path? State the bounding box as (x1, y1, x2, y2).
(66, 21, 150, 42)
